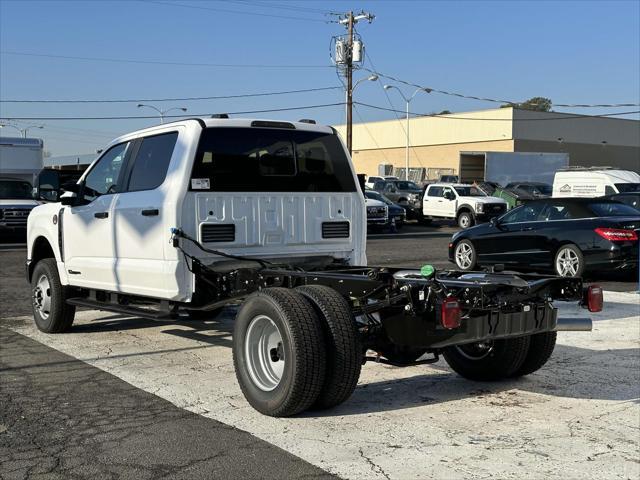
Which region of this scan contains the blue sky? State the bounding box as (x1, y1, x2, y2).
(1, 0, 639, 155)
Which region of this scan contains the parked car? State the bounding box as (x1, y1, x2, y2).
(422, 183, 507, 228)
(449, 198, 640, 276)
(364, 189, 406, 230)
(504, 182, 552, 198)
(375, 180, 423, 218)
(365, 196, 389, 231)
(604, 192, 640, 211)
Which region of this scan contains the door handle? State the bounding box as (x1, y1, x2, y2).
(94, 212, 108, 219)
(141, 208, 159, 216)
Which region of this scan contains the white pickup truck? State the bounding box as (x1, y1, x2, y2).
(422, 183, 508, 228)
(26, 117, 597, 417)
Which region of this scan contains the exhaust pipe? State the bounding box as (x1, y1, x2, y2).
(554, 317, 593, 332)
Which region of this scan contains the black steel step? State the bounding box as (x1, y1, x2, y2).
(66, 298, 177, 320)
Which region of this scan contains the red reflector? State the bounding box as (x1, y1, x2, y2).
(587, 285, 603, 313)
(595, 228, 638, 242)
(441, 297, 462, 329)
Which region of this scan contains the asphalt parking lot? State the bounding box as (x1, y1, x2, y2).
(1, 226, 639, 479)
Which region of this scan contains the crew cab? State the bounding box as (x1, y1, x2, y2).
(422, 183, 507, 228)
(26, 117, 597, 417)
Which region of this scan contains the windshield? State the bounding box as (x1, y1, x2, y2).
(589, 202, 640, 217)
(0, 180, 34, 200)
(191, 127, 356, 192)
(615, 183, 640, 193)
(454, 186, 486, 197)
(394, 181, 420, 190)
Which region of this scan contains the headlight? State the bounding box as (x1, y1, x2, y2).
(476, 203, 484, 213)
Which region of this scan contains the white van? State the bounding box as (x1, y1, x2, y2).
(552, 168, 640, 198)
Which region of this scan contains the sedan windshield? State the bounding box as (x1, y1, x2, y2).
(454, 186, 486, 197)
(589, 202, 640, 216)
(0, 180, 33, 200)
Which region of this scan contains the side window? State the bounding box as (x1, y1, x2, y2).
(126, 132, 178, 192)
(428, 186, 442, 197)
(501, 203, 546, 224)
(605, 185, 615, 196)
(442, 187, 454, 198)
(84, 142, 130, 202)
(541, 203, 573, 221)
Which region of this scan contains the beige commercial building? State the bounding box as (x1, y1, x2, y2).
(334, 107, 640, 178)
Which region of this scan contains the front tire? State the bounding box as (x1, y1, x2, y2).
(296, 285, 362, 409)
(443, 337, 530, 381)
(232, 288, 326, 417)
(31, 258, 76, 333)
(457, 211, 475, 229)
(454, 239, 477, 271)
(554, 244, 585, 277)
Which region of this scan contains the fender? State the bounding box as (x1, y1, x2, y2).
(27, 203, 69, 285)
(456, 203, 476, 217)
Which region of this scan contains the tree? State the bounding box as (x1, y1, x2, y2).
(501, 97, 552, 112)
(438, 110, 452, 115)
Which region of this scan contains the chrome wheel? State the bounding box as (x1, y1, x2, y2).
(556, 247, 580, 276)
(455, 341, 494, 360)
(244, 315, 285, 391)
(455, 242, 474, 270)
(33, 274, 52, 319)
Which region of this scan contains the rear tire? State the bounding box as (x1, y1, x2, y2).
(511, 332, 557, 377)
(232, 288, 326, 417)
(31, 258, 76, 333)
(296, 285, 362, 409)
(554, 244, 585, 277)
(443, 337, 530, 381)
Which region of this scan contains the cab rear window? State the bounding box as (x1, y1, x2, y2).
(190, 127, 356, 192)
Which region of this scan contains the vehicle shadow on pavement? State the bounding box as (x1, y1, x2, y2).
(306, 344, 640, 417)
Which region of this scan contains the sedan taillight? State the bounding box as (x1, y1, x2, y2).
(594, 228, 638, 242)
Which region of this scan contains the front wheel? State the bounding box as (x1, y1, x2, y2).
(554, 244, 584, 277)
(232, 288, 326, 417)
(443, 337, 531, 381)
(31, 258, 76, 333)
(457, 211, 475, 229)
(454, 240, 477, 271)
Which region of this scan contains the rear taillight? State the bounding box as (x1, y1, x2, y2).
(586, 285, 603, 313)
(595, 228, 638, 242)
(441, 297, 462, 329)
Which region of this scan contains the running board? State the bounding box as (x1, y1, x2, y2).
(554, 317, 592, 332)
(66, 297, 177, 320)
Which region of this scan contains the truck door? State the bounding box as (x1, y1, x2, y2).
(422, 186, 441, 216)
(112, 131, 179, 298)
(63, 141, 132, 290)
(441, 186, 457, 217)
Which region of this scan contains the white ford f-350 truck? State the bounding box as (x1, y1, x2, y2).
(27, 117, 599, 416)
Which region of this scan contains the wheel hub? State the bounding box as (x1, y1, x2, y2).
(245, 315, 285, 391)
(32, 274, 51, 319)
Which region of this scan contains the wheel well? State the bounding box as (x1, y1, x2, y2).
(29, 237, 55, 282)
(456, 207, 473, 219)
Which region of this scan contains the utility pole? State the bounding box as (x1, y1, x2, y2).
(334, 10, 374, 156)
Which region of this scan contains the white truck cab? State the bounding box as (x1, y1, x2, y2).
(552, 168, 640, 198)
(27, 118, 366, 303)
(422, 183, 507, 228)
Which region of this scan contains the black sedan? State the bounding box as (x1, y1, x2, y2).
(365, 189, 406, 230)
(448, 198, 639, 276)
(604, 192, 640, 210)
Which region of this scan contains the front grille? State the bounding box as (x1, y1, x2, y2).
(0, 208, 31, 227)
(486, 203, 506, 215)
(322, 221, 350, 239)
(201, 223, 235, 243)
(367, 206, 388, 219)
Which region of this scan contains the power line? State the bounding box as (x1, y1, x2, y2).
(355, 102, 640, 120)
(0, 102, 345, 121)
(222, 0, 332, 15)
(361, 67, 640, 109)
(0, 86, 342, 104)
(142, 0, 329, 23)
(0, 51, 332, 69)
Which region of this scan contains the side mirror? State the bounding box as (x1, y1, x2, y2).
(444, 191, 454, 200)
(60, 191, 77, 206)
(36, 169, 61, 202)
(489, 216, 503, 228)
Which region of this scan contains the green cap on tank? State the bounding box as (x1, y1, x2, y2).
(420, 264, 435, 278)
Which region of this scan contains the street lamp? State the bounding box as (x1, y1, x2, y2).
(383, 85, 432, 180)
(345, 74, 378, 154)
(137, 104, 187, 124)
(0, 123, 43, 138)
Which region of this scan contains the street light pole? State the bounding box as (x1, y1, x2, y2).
(0, 123, 43, 138)
(383, 85, 432, 180)
(137, 104, 187, 124)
